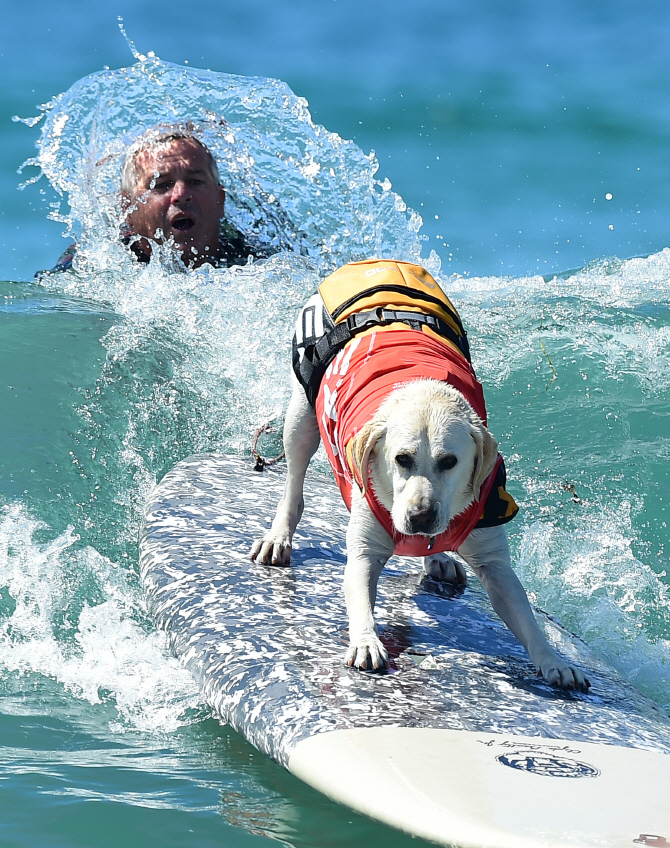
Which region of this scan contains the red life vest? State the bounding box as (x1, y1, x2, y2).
(314, 327, 503, 556)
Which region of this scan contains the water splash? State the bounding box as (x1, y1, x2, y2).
(116, 17, 147, 64)
(517, 511, 670, 710)
(26, 57, 438, 277)
(0, 504, 203, 732)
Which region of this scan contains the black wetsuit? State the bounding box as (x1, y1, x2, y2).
(35, 219, 273, 279)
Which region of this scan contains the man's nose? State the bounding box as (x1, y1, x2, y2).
(170, 180, 191, 203)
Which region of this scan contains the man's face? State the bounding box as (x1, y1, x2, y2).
(124, 139, 225, 267)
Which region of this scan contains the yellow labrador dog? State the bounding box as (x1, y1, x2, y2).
(251, 260, 589, 691)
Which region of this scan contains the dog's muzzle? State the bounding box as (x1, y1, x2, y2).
(407, 503, 438, 536)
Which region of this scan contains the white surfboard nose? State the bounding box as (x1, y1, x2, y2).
(289, 727, 670, 848)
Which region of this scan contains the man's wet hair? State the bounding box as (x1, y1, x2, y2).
(121, 125, 221, 194)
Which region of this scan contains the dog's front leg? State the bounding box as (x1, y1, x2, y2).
(458, 526, 590, 691)
(250, 382, 320, 565)
(343, 495, 395, 670)
(422, 552, 467, 586)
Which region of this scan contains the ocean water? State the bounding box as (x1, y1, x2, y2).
(0, 2, 669, 847)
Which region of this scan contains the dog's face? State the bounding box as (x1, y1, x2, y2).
(350, 380, 498, 538)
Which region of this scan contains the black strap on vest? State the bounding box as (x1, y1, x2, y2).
(330, 283, 463, 323)
(293, 302, 471, 407)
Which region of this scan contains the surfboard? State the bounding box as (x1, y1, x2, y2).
(140, 453, 670, 848)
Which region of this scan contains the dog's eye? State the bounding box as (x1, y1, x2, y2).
(395, 453, 413, 469)
(437, 455, 458, 472)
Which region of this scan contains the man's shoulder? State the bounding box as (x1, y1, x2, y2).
(216, 220, 278, 267)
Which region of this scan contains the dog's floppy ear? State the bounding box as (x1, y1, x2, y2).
(470, 421, 498, 501)
(349, 418, 386, 496)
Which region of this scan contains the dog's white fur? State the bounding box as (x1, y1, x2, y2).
(251, 376, 589, 691)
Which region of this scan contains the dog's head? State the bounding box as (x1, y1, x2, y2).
(349, 379, 498, 538)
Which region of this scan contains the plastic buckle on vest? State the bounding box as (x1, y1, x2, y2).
(346, 309, 384, 333)
(345, 313, 360, 333)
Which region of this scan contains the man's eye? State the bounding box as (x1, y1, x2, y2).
(437, 455, 458, 472)
(395, 454, 413, 469)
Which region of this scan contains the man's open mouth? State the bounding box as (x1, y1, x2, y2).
(171, 215, 196, 232)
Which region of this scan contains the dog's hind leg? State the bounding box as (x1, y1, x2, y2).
(250, 381, 320, 565)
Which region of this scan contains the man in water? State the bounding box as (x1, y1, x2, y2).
(38, 126, 261, 275)
(120, 127, 254, 268)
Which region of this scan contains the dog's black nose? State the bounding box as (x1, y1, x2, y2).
(408, 503, 438, 534)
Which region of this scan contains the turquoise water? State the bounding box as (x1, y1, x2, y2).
(0, 3, 669, 846)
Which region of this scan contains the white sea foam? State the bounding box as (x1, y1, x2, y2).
(516, 507, 670, 710)
(0, 504, 204, 733)
(447, 249, 670, 308)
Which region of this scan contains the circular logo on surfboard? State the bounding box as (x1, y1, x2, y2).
(497, 751, 600, 778)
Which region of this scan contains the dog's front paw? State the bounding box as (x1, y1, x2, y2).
(422, 552, 467, 586)
(345, 633, 389, 671)
(538, 657, 591, 693)
(249, 533, 292, 565)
